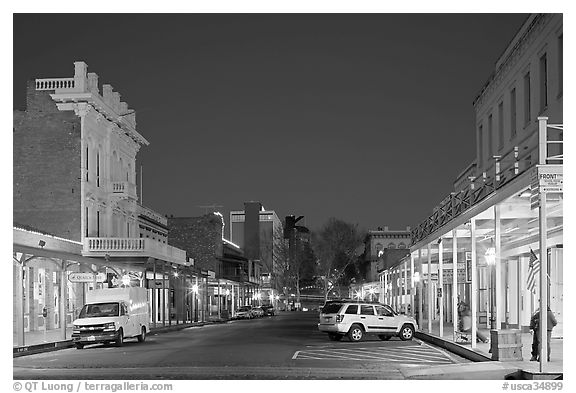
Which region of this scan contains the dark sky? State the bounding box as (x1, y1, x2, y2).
(13, 13, 528, 234)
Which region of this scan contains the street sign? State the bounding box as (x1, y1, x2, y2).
(68, 272, 106, 283)
(530, 165, 563, 210)
(538, 165, 563, 193)
(146, 279, 169, 289)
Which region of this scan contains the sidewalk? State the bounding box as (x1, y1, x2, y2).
(414, 319, 563, 379)
(13, 321, 222, 357)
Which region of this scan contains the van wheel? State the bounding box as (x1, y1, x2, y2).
(378, 335, 392, 341)
(399, 324, 414, 341)
(137, 327, 146, 343)
(348, 324, 364, 342)
(75, 343, 84, 349)
(115, 329, 124, 347)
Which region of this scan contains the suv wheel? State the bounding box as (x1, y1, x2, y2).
(399, 324, 414, 341)
(348, 324, 364, 342)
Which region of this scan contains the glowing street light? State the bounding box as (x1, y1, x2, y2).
(121, 275, 131, 287)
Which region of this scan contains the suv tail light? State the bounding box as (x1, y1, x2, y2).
(336, 315, 344, 323)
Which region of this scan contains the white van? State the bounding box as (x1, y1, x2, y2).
(72, 287, 149, 349)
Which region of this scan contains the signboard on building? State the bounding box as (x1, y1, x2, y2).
(530, 165, 563, 209)
(146, 279, 169, 289)
(68, 272, 106, 283)
(465, 252, 472, 283)
(442, 268, 467, 284)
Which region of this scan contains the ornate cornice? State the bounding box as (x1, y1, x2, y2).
(473, 14, 552, 110)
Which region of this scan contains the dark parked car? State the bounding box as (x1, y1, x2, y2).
(261, 305, 277, 316)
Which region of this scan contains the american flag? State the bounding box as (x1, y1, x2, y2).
(526, 248, 540, 293)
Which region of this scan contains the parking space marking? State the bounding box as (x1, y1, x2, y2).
(293, 345, 456, 364)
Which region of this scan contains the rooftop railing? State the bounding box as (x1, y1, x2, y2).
(35, 78, 75, 91)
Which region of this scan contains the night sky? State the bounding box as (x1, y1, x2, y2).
(13, 13, 528, 234)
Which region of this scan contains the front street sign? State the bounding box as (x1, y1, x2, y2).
(530, 165, 563, 209)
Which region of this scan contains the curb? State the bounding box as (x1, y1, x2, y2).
(13, 320, 229, 358)
(415, 331, 492, 362)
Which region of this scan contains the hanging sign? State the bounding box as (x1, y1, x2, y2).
(68, 272, 106, 283)
(146, 279, 169, 289)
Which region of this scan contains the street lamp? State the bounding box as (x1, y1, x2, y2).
(485, 247, 496, 330)
(368, 287, 375, 302)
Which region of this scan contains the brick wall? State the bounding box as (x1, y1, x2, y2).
(167, 215, 223, 275)
(13, 81, 82, 241)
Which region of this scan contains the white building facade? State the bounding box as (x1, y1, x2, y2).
(380, 14, 563, 362)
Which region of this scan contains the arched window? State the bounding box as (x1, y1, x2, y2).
(398, 242, 406, 249)
(387, 242, 396, 249)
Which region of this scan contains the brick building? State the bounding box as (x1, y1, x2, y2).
(13, 61, 201, 347)
(168, 213, 261, 318)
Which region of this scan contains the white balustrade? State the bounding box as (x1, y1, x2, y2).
(85, 237, 186, 265)
(111, 181, 137, 198)
(35, 78, 75, 91)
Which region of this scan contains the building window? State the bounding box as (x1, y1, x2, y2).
(558, 34, 563, 96)
(478, 125, 484, 168)
(539, 53, 548, 112)
(85, 207, 88, 237)
(510, 88, 517, 139)
(524, 71, 531, 126)
(488, 114, 493, 160)
(97, 211, 100, 237)
(498, 102, 504, 151)
(96, 152, 100, 187)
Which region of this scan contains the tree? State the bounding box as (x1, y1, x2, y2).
(273, 225, 316, 307)
(311, 218, 365, 301)
(272, 225, 290, 295)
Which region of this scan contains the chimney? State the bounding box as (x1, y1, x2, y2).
(87, 73, 99, 94)
(73, 61, 88, 92)
(102, 84, 113, 106)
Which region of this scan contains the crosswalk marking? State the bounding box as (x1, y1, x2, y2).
(293, 344, 455, 364)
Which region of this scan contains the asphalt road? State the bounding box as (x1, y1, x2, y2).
(13, 311, 469, 379)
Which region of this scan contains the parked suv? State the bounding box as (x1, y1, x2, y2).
(318, 301, 418, 342)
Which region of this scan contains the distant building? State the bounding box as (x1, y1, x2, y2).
(229, 202, 283, 303)
(364, 226, 411, 282)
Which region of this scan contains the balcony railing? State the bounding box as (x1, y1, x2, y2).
(35, 78, 75, 91)
(110, 181, 137, 200)
(83, 237, 187, 265)
(411, 117, 563, 246)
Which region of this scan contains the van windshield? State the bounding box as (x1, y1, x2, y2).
(78, 302, 120, 318)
